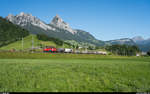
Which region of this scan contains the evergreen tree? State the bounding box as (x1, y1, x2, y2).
(147, 50, 150, 56)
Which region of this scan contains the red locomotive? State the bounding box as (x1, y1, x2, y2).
(43, 46, 57, 53)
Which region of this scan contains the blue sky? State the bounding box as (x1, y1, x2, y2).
(1, 0, 150, 41)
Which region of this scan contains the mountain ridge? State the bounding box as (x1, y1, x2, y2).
(105, 38, 136, 46)
(6, 12, 105, 46)
(5, 12, 150, 52)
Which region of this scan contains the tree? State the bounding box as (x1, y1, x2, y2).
(147, 50, 150, 56)
(95, 46, 100, 50)
(76, 45, 79, 49)
(88, 46, 94, 50)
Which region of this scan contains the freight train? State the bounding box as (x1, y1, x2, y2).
(43, 46, 73, 53)
(43, 46, 107, 55)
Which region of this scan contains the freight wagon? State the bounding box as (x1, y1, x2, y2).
(64, 48, 73, 53)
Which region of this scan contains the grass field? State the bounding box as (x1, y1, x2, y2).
(0, 53, 150, 92)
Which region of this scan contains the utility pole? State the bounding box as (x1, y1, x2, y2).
(32, 35, 34, 53)
(22, 37, 24, 51)
(63, 42, 64, 48)
(86, 46, 88, 52)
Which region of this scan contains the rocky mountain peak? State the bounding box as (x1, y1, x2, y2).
(7, 14, 14, 18)
(50, 15, 77, 34)
(55, 14, 62, 20)
(6, 12, 77, 34)
(6, 12, 55, 31)
(19, 12, 25, 16)
(51, 15, 64, 25)
(55, 14, 60, 18)
(6, 14, 15, 22)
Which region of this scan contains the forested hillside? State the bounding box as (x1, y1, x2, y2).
(0, 17, 29, 47)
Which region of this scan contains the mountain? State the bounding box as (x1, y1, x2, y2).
(132, 36, 150, 45)
(6, 12, 104, 46)
(105, 37, 150, 52)
(132, 36, 150, 52)
(132, 36, 145, 44)
(105, 38, 136, 46)
(5, 12, 150, 51)
(0, 16, 29, 47)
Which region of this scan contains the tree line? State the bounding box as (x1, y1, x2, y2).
(105, 44, 140, 56)
(37, 34, 64, 46)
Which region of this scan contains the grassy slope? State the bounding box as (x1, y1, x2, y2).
(0, 57, 150, 92)
(0, 35, 70, 50)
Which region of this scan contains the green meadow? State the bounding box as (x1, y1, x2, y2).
(0, 53, 150, 92)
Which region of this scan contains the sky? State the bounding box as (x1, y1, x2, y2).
(0, 0, 150, 41)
